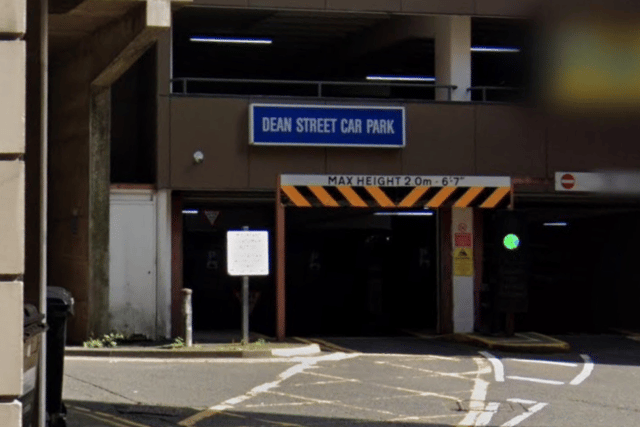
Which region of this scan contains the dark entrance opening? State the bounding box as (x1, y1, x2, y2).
(286, 208, 438, 336)
(481, 206, 640, 335)
(182, 204, 276, 336)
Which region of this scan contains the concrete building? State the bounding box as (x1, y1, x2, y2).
(3, 0, 640, 422)
(50, 0, 640, 345)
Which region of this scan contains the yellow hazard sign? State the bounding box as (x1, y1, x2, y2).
(454, 248, 473, 277)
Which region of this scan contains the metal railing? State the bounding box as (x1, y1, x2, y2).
(171, 77, 459, 101)
(467, 86, 524, 102)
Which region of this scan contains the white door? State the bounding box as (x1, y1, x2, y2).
(109, 191, 157, 338)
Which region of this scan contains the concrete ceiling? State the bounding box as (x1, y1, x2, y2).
(48, 0, 144, 55)
(172, 7, 527, 82)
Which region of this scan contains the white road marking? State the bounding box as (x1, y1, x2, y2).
(375, 360, 490, 382)
(370, 382, 463, 402)
(479, 351, 505, 382)
(268, 390, 399, 416)
(507, 398, 537, 405)
(506, 358, 578, 368)
(507, 375, 564, 385)
(457, 357, 491, 427)
(389, 414, 460, 422)
(476, 402, 500, 426)
(570, 354, 595, 385)
(66, 356, 311, 364)
(360, 353, 461, 361)
(501, 402, 548, 426)
(177, 352, 358, 426)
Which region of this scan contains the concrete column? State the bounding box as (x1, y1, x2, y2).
(451, 208, 474, 333)
(88, 88, 111, 336)
(435, 16, 471, 102)
(156, 189, 172, 339)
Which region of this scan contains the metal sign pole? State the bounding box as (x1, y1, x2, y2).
(241, 226, 250, 344)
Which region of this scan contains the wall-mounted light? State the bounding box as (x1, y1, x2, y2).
(193, 150, 204, 164)
(190, 36, 273, 45)
(366, 75, 436, 82)
(471, 46, 521, 53)
(182, 210, 199, 215)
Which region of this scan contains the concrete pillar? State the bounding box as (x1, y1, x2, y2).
(435, 16, 471, 102)
(88, 88, 111, 336)
(156, 189, 172, 339)
(451, 208, 474, 333)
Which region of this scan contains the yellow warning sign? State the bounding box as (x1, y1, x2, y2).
(454, 248, 473, 277)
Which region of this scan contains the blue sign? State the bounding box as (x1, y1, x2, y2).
(250, 104, 405, 148)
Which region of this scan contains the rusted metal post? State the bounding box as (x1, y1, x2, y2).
(182, 288, 193, 347)
(276, 176, 286, 341)
(241, 225, 250, 344)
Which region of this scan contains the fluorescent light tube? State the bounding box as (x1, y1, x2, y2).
(182, 209, 199, 215)
(190, 36, 273, 44)
(471, 46, 521, 53)
(366, 75, 436, 82)
(374, 212, 434, 216)
(543, 222, 568, 227)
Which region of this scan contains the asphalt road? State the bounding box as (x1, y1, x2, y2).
(63, 335, 640, 427)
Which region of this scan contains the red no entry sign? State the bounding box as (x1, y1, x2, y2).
(561, 174, 575, 190)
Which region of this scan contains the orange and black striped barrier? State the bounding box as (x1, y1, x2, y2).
(279, 175, 511, 209)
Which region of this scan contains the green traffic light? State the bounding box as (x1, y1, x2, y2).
(503, 233, 520, 250)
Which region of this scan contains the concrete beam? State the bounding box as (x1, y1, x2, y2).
(92, 0, 171, 87)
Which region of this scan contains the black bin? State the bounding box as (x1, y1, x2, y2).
(22, 304, 46, 427)
(46, 287, 74, 427)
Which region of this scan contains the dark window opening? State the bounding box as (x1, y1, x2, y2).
(111, 48, 157, 184)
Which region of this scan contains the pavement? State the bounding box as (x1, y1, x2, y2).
(65, 331, 322, 359)
(65, 330, 572, 359)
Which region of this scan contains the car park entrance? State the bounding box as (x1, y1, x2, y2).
(275, 174, 512, 340)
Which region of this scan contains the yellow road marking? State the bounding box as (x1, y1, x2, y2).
(69, 406, 153, 427)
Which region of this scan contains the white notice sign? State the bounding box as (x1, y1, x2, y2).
(227, 231, 270, 276)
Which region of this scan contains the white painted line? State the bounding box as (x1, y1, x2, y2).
(570, 354, 595, 385)
(479, 351, 505, 382)
(507, 358, 578, 368)
(476, 402, 500, 426)
(177, 352, 358, 426)
(375, 360, 484, 382)
(457, 357, 491, 427)
(507, 376, 564, 385)
(501, 402, 548, 426)
(507, 398, 537, 405)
